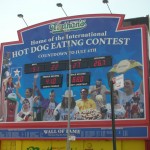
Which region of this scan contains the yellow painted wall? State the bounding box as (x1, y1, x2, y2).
(0, 140, 146, 150)
(121, 140, 145, 150)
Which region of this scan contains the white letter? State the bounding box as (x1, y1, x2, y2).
(12, 51, 18, 58)
(31, 46, 37, 53)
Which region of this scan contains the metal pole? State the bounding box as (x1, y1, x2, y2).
(110, 80, 117, 150)
(67, 36, 71, 150)
(22, 17, 28, 27)
(56, 3, 71, 150)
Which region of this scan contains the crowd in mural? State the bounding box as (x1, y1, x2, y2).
(0, 58, 144, 122)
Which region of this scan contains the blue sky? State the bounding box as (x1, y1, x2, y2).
(0, 0, 149, 45)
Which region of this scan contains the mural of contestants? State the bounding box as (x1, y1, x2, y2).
(76, 88, 102, 120)
(16, 98, 33, 122)
(107, 59, 144, 119)
(105, 90, 126, 119)
(3, 93, 18, 122)
(33, 74, 58, 121)
(89, 79, 110, 106)
(54, 90, 79, 121)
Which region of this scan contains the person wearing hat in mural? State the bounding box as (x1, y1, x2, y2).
(54, 90, 79, 121)
(16, 98, 33, 122)
(4, 93, 18, 122)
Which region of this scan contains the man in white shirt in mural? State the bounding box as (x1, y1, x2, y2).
(42, 90, 58, 121)
(89, 79, 110, 109)
(118, 79, 143, 104)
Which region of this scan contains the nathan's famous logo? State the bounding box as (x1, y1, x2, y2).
(27, 146, 40, 150)
(49, 19, 87, 34)
(27, 146, 53, 150)
(27, 145, 66, 150)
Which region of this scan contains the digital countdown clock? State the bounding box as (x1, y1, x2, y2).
(40, 74, 63, 88)
(40, 72, 90, 88)
(24, 56, 112, 74)
(67, 72, 90, 86)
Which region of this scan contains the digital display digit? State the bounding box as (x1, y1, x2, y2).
(89, 56, 112, 68)
(45, 60, 68, 72)
(67, 72, 90, 86)
(40, 74, 63, 88)
(71, 59, 88, 70)
(24, 63, 45, 74)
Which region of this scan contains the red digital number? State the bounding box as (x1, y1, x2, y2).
(102, 59, 106, 65)
(45, 78, 50, 84)
(93, 59, 106, 67)
(45, 78, 56, 85)
(72, 75, 84, 83)
(50, 78, 57, 85)
(71, 61, 81, 69)
(31, 66, 39, 72)
(50, 64, 59, 70)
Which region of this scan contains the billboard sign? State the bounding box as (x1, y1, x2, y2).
(0, 14, 149, 139)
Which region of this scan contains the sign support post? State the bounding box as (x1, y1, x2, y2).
(56, 3, 72, 150)
(110, 74, 124, 150)
(110, 80, 117, 150)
